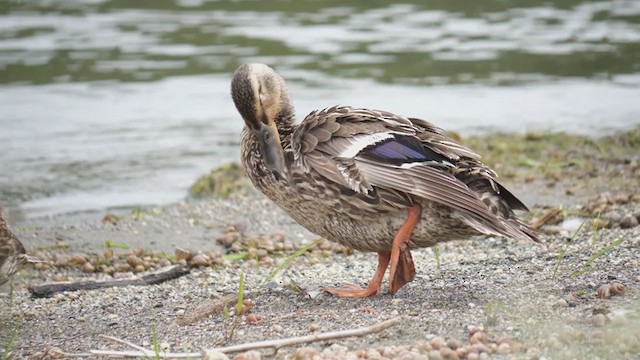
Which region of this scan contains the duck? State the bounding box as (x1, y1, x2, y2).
(0, 205, 39, 286)
(231, 63, 539, 298)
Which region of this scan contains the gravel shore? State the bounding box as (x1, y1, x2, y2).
(1, 190, 639, 359)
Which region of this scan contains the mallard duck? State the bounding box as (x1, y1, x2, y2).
(231, 63, 539, 298)
(0, 205, 39, 285)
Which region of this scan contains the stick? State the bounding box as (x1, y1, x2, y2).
(28, 265, 190, 298)
(86, 317, 402, 358)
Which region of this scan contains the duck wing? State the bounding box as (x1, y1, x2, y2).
(291, 106, 537, 241)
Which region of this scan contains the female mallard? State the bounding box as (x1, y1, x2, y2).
(1, 205, 39, 285)
(231, 63, 538, 298)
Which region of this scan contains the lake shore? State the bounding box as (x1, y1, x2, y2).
(1, 130, 639, 359)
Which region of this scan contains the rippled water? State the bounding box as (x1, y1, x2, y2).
(1, 0, 639, 219)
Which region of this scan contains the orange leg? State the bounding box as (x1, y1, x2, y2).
(388, 204, 422, 294)
(324, 252, 391, 298)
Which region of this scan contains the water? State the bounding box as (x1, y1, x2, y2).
(1, 0, 639, 219)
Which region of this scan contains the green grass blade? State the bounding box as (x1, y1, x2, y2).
(432, 245, 440, 270)
(585, 236, 625, 266)
(236, 272, 245, 314)
(260, 238, 323, 287)
(223, 252, 248, 261)
(104, 240, 129, 249)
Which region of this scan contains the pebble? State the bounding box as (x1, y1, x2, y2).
(204, 350, 229, 360)
(469, 332, 487, 345)
(175, 248, 192, 262)
(430, 336, 446, 350)
(610, 283, 625, 296)
(428, 349, 443, 360)
(272, 324, 283, 333)
(554, 298, 568, 308)
(497, 342, 510, 354)
(246, 313, 261, 324)
(446, 339, 462, 350)
(292, 347, 319, 360)
(234, 350, 261, 360)
(82, 262, 96, 273)
(620, 214, 638, 228)
(191, 253, 211, 267)
(366, 349, 382, 360)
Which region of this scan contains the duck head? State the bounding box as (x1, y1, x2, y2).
(231, 63, 291, 182)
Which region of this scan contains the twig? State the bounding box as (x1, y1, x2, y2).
(101, 335, 155, 354)
(86, 316, 402, 358)
(28, 265, 190, 298)
(215, 316, 402, 353)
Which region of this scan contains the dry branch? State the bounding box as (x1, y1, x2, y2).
(28, 265, 190, 298)
(85, 316, 402, 358)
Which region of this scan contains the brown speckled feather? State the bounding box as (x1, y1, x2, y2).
(291, 106, 538, 242)
(0, 206, 37, 285)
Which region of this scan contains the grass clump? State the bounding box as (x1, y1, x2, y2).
(189, 163, 253, 198)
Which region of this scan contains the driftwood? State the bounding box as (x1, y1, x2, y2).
(77, 316, 403, 358)
(28, 265, 190, 298)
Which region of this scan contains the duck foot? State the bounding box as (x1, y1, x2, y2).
(324, 252, 390, 298)
(388, 204, 421, 294)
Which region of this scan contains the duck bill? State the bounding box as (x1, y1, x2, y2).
(256, 122, 289, 183)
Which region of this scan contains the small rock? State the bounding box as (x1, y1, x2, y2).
(610, 283, 625, 296)
(292, 347, 319, 360)
(272, 324, 283, 333)
(203, 349, 229, 360)
(53, 274, 68, 282)
(497, 343, 510, 354)
(234, 350, 262, 360)
(446, 339, 463, 350)
(620, 214, 638, 228)
(126, 254, 142, 267)
(430, 336, 446, 350)
(328, 344, 348, 355)
(69, 253, 88, 265)
(190, 253, 210, 267)
(547, 337, 562, 350)
(469, 332, 487, 345)
(591, 313, 606, 327)
(466, 353, 478, 360)
(597, 284, 611, 298)
(175, 248, 192, 262)
(554, 298, 568, 308)
(309, 323, 320, 332)
(428, 349, 443, 360)
(440, 347, 458, 360)
(82, 262, 96, 273)
(416, 342, 433, 353)
(246, 313, 261, 324)
(366, 349, 382, 360)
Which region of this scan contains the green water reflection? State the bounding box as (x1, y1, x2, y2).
(2, 0, 639, 85)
